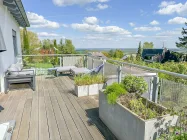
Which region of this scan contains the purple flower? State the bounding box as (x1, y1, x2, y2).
(175, 132, 179, 135)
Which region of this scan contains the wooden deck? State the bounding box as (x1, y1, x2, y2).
(0, 76, 117, 140)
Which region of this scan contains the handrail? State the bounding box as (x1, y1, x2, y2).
(18, 54, 187, 80)
(18, 54, 88, 57)
(90, 56, 187, 80)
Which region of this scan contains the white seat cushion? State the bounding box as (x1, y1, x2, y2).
(15, 63, 23, 71)
(18, 71, 34, 76)
(8, 66, 19, 76)
(57, 66, 77, 72)
(71, 68, 91, 75)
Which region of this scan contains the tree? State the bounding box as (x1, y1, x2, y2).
(176, 23, 187, 49)
(20, 29, 41, 54)
(114, 49, 124, 58)
(109, 50, 114, 58)
(63, 39, 75, 54)
(23, 28, 30, 54)
(42, 39, 51, 49)
(102, 51, 110, 57)
(136, 41, 142, 61)
(130, 54, 134, 61)
(143, 42, 154, 49)
(58, 38, 65, 53)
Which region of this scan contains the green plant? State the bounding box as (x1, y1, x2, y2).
(107, 92, 118, 105)
(104, 82, 127, 96)
(74, 75, 105, 86)
(104, 83, 127, 104)
(123, 75, 148, 95)
(129, 98, 157, 120)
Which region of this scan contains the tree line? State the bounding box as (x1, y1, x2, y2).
(20, 28, 76, 55)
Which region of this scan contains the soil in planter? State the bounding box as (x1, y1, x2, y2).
(117, 94, 169, 120)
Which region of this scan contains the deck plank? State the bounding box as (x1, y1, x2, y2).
(0, 75, 111, 140)
(60, 77, 105, 140)
(63, 76, 117, 140)
(55, 78, 93, 140)
(17, 90, 33, 140)
(11, 90, 27, 140)
(50, 96, 71, 140)
(44, 96, 61, 140)
(38, 97, 50, 140)
(28, 90, 39, 140)
(55, 79, 83, 140)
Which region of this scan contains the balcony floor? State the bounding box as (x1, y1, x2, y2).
(0, 76, 116, 140)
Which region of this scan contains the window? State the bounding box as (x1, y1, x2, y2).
(12, 30, 18, 57)
(0, 27, 6, 52)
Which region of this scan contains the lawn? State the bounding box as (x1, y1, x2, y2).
(25, 63, 54, 68)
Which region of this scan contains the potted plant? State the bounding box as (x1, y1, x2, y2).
(99, 75, 178, 140)
(74, 75, 105, 97)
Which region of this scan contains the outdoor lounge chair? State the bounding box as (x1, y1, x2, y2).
(56, 66, 77, 76)
(70, 64, 104, 76)
(4, 63, 36, 93)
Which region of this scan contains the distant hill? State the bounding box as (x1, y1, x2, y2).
(76, 48, 180, 54)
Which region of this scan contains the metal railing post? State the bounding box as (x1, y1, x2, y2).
(58, 57, 62, 67)
(92, 58, 94, 69)
(118, 65, 122, 83)
(102, 59, 106, 77)
(152, 76, 159, 103)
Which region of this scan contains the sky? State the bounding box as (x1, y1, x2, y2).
(22, 0, 187, 49)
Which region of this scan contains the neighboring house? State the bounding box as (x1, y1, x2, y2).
(142, 49, 166, 62)
(0, 0, 29, 93)
(88, 52, 107, 59)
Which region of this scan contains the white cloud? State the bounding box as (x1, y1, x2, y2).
(83, 17, 99, 25)
(86, 3, 109, 11)
(97, 3, 108, 10)
(133, 35, 145, 38)
(159, 1, 176, 7)
(150, 20, 159, 25)
(61, 24, 69, 27)
(129, 22, 135, 27)
(72, 23, 131, 35)
(168, 17, 187, 24)
(157, 1, 187, 15)
(156, 30, 180, 37)
(52, 0, 109, 6)
(27, 12, 60, 29)
(37, 32, 59, 37)
(72, 17, 131, 35)
(134, 26, 161, 31)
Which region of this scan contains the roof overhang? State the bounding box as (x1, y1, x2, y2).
(3, 0, 30, 27)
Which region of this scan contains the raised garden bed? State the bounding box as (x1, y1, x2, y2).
(99, 75, 178, 140)
(99, 91, 178, 140)
(74, 75, 105, 97)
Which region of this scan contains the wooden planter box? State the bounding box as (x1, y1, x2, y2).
(75, 84, 104, 97)
(99, 90, 178, 140)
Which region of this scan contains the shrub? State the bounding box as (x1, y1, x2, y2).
(104, 82, 127, 96)
(74, 74, 105, 86)
(104, 83, 127, 104)
(129, 98, 157, 119)
(107, 92, 118, 105)
(123, 75, 148, 95)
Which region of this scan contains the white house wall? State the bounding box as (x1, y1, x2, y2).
(0, 1, 22, 93)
